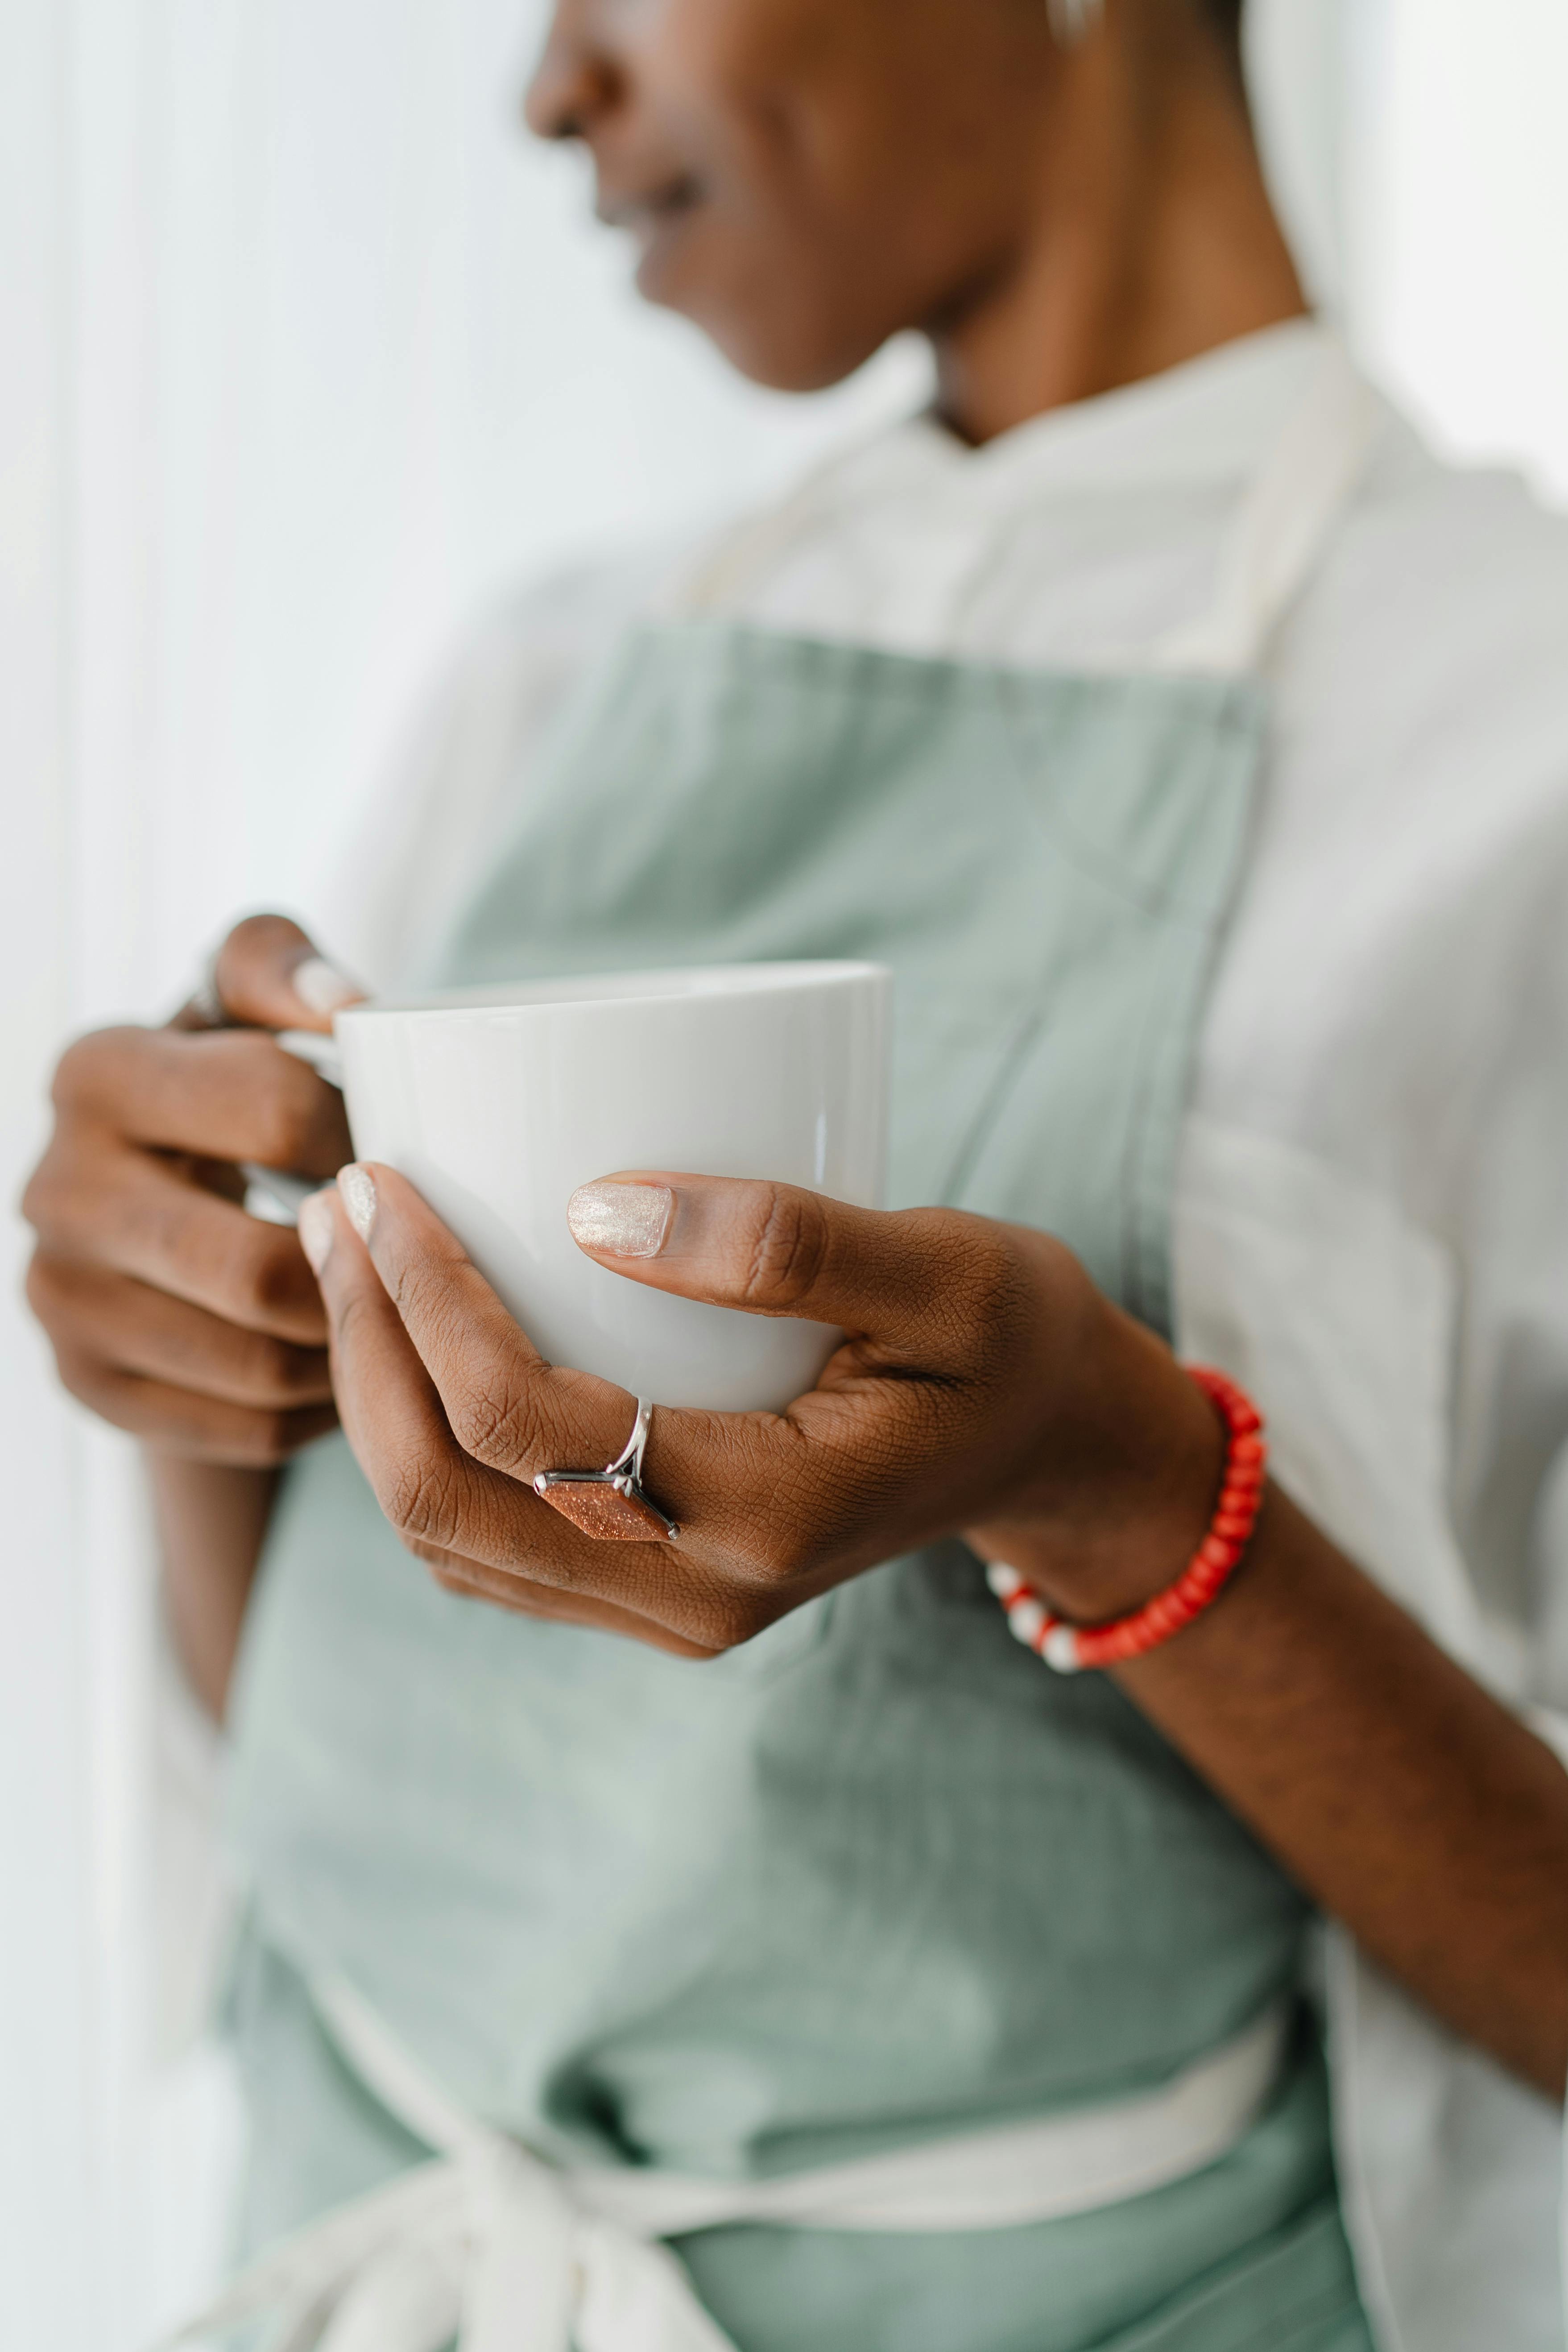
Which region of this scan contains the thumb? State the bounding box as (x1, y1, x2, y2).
(566, 1172, 962, 1344)
(208, 912, 364, 1035)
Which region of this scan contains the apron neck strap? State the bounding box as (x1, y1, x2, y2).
(1148, 333, 1382, 677)
(674, 332, 1383, 679)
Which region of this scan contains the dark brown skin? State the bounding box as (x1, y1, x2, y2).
(21, 0, 1568, 2097)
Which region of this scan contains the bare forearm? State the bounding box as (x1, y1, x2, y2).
(1116, 1485, 1568, 2100)
(147, 1450, 277, 1721)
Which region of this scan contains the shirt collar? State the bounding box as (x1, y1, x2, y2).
(842, 317, 1333, 509)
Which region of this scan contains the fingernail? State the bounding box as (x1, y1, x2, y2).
(298, 1188, 335, 1275)
(338, 1163, 378, 1245)
(567, 1180, 674, 1259)
(292, 956, 364, 1017)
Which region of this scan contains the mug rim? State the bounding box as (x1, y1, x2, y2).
(338, 960, 890, 1023)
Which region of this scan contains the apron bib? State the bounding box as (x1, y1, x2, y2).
(223, 344, 1380, 2352)
(434, 625, 1256, 1328)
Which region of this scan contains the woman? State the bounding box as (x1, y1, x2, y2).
(23, 2, 1568, 2347)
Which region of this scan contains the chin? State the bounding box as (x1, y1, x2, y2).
(709, 325, 881, 394)
(631, 202, 891, 392)
(646, 265, 885, 394)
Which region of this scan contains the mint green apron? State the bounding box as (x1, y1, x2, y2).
(224, 362, 1378, 2350)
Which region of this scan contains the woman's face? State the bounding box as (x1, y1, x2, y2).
(525, 0, 1063, 391)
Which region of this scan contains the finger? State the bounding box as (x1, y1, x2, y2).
(565, 1173, 1016, 1362)
(50, 1345, 336, 1465)
(327, 1161, 650, 1477)
(30, 1140, 330, 1342)
(302, 1185, 718, 1637)
(26, 1253, 334, 1408)
(50, 1029, 351, 1172)
(211, 913, 364, 1034)
(401, 1535, 718, 1656)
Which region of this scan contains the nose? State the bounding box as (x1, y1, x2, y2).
(523, 1, 622, 142)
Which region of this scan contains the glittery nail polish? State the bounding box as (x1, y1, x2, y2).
(338, 1163, 378, 1245)
(567, 1181, 674, 1259)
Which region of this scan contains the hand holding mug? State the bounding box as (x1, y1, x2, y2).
(299, 1162, 1226, 1655)
(23, 914, 360, 1464)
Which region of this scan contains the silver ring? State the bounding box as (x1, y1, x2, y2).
(532, 1397, 679, 1543)
(605, 1396, 654, 1491)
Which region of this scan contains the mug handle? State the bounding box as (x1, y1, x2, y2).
(240, 1027, 348, 1226)
(275, 1027, 345, 1089)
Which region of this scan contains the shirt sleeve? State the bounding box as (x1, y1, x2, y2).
(1175, 714, 1568, 2352)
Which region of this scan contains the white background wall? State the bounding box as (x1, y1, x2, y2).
(74, 0, 931, 1022)
(1351, 0, 1568, 507)
(4, 2, 1568, 2343)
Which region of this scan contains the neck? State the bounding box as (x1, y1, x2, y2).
(928, 24, 1307, 445)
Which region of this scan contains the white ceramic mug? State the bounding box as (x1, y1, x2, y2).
(327, 962, 890, 1414)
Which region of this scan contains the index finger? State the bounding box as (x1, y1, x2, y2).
(55, 1026, 351, 1175)
(208, 912, 364, 1035)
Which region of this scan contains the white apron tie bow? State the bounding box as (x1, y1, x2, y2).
(157, 1979, 1288, 2352)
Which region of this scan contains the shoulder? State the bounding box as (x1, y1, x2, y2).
(1256, 408, 1568, 983)
(1287, 411, 1568, 836)
(435, 537, 694, 725)
(1210, 408, 1568, 1213)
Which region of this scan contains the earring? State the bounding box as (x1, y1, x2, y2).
(1048, 0, 1104, 42)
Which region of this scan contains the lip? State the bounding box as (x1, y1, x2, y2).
(595, 173, 706, 245)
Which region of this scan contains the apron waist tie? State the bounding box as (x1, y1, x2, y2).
(157, 1984, 1290, 2352)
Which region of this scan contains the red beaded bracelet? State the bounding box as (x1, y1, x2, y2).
(985, 1366, 1267, 1675)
